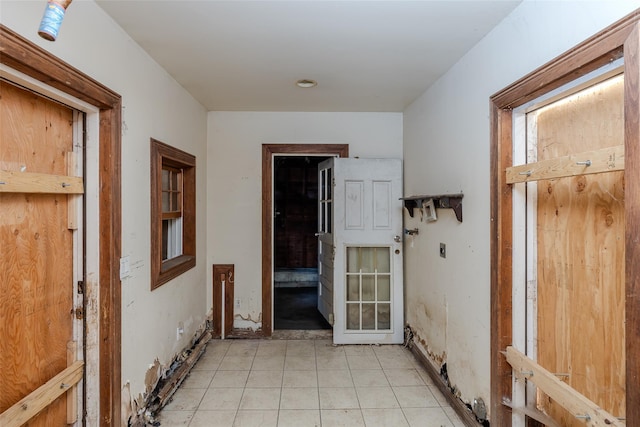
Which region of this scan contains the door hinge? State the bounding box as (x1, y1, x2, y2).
(77, 280, 84, 294)
(74, 307, 84, 320)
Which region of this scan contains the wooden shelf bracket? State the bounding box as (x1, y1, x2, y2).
(400, 193, 463, 222)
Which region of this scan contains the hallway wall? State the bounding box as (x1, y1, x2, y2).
(402, 0, 639, 415)
(1, 2, 208, 424)
(207, 112, 402, 330)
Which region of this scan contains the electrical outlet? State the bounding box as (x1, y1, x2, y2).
(440, 243, 446, 258)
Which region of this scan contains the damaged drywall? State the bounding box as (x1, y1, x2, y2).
(123, 323, 210, 426)
(234, 312, 262, 331)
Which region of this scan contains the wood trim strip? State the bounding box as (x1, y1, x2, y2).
(490, 105, 514, 426)
(0, 361, 84, 427)
(491, 10, 640, 109)
(261, 144, 349, 336)
(0, 24, 122, 426)
(0, 25, 119, 109)
(0, 170, 84, 193)
(505, 347, 624, 426)
(624, 22, 640, 427)
(505, 145, 624, 184)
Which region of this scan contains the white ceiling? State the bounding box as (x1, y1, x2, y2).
(95, 0, 522, 112)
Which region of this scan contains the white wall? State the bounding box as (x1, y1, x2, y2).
(207, 112, 402, 328)
(1, 1, 208, 424)
(402, 0, 640, 414)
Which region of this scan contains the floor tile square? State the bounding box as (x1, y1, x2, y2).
(347, 355, 381, 370)
(210, 370, 250, 388)
(343, 345, 375, 356)
(181, 370, 215, 388)
(362, 408, 409, 427)
(282, 370, 318, 388)
(192, 355, 221, 371)
(316, 354, 349, 370)
(219, 355, 255, 371)
(377, 355, 415, 369)
(163, 388, 206, 411)
(428, 385, 450, 406)
(402, 407, 454, 427)
(318, 387, 359, 409)
(155, 410, 194, 425)
(384, 369, 425, 386)
(199, 388, 244, 410)
(239, 388, 281, 410)
(256, 341, 287, 357)
(393, 386, 439, 408)
(320, 409, 365, 427)
(286, 341, 316, 357)
(443, 406, 468, 427)
(246, 370, 283, 388)
(317, 370, 354, 388)
(280, 387, 319, 410)
(227, 341, 259, 357)
(277, 409, 321, 427)
(189, 410, 236, 427)
(233, 410, 278, 427)
(355, 386, 399, 409)
(252, 355, 285, 371)
(284, 355, 316, 370)
(351, 369, 389, 387)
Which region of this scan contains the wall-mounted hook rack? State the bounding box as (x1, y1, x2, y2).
(400, 193, 464, 222)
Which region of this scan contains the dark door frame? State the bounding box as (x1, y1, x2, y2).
(0, 26, 122, 425)
(489, 11, 640, 426)
(262, 144, 349, 336)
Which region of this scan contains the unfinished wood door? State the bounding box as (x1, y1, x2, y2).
(534, 75, 625, 425)
(0, 81, 83, 425)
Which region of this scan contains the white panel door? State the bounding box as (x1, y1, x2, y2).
(318, 158, 404, 344)
(317, 160, 334, 324)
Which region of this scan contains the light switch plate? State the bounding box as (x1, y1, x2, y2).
(439, 243, 446, 258)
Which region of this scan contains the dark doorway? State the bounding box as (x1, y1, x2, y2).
(273, 156, 331, 330)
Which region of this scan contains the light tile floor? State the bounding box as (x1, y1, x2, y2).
(157, 339, 466, 427)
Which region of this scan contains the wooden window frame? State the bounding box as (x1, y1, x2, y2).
(490, 11, 640, 426)
(151, 138, 196, 290)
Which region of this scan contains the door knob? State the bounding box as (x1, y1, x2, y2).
(315, 232, 326, 237)
(393, 235, 402, 243)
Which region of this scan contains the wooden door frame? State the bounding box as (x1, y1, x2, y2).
(0, 26, 122, 425)
(261, 144, 349, 336)
(490, 11, 640, 426)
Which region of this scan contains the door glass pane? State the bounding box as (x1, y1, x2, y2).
(377, 276, 390, 301)
(327, 168, 332, 199)
(347, 247, 358, 272)
(362, 304, 375, 329)
(376, 247, 390, 273)
(347, 276, 359, 301)
(360, 248, 374, 273)
(362, 276, 375, 301)
(327, 201, 332, 233)
(347, 304, 360, 330)
(377, 304, 391, 329)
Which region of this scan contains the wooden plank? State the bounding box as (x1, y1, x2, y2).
(0, 170, 83, 194)
(536, 75, 625, 426)
(0, 361, 84, 427)
(67, 152, 79, 230)
(506, 145, 624, 184)
(505, 347, 623, 427)
(67, 341, 78, 424)
(623, 22, 640, 427)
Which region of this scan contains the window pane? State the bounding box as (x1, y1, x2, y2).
(171, 169, 178, 190)
(376, 248, 390, 273)
(327, 168, 332, 199)
(360, 248, 374, 273)
(377, 304, 391, 329)
(347, 247, 359, 272)
(171, 192, 179, 211)
(347, 276, 359, 301)
(162, 169, 169, 190)
(377, 276, 391, 301)
(362, 276, 375, 301)
(347, 304, 360, 330)
(162, 192, 170, 212)
(326, 201, 332, 233)
(162, 219, 169, 260)
(362, 304, 375, 330)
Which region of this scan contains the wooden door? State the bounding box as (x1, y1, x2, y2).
(0, 81, 83, 426)
(320, 158, 404, 345)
